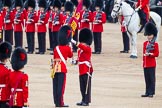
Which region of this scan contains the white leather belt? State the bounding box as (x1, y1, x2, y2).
(11, 88, 23, 92)
(0, 84, 6, 88)
(79, 61, 91, 67)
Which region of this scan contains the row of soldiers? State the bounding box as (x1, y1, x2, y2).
(0, 0, 106, 54)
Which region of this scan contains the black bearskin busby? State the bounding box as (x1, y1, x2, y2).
(15, 0, 23, 7)
(65, 1, 74, 13)
(0, 42, 12, 61)
(11, 47, 27, 71)
(60, 0, 65, 7)
(95, 0, 103, 8)
(71, 0, 78, 7)
(144, 22, 158, 37)
(4, 0, 11, 7)
(53, 0, 61, 9)
(38, 0, 47, 8)
(79, 28, 93, 45)
(50, 0, 54, 6)
(27, 0, 36, 8)
(83, 0, 91, 9)
(58, 25, 72, 45)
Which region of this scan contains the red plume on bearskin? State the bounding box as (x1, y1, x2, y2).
(0, 42, 12, 61)
(11, 47, 27, 71)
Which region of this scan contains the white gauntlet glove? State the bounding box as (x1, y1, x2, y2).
(135, 7, 140, 12)
(71, 39, 77, 45)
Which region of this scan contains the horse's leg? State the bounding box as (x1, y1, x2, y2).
(130, 32, 137, 58)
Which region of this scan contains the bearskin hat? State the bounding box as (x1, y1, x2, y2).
(27, 0, 36, 8)
(0, 42, 12, 61)
(53, 0, 61, 9)
(144, 22, 158, 37)
(71, 0, 78, 7)
(83, 0, 91, 9)
(4, 0, 12, 7)
(65, 1, 74, 13)
(95, 0, 103, 8)
(38, 0, 47, 8)
(79, 28, 93, 45)
(58, 25, 72, 45)
(15, 0, 23, 7)
(50, 0, 54, 6)
(60, 0, 65, 7)
(11, 47, 27, 71)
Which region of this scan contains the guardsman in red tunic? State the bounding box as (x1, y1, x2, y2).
(79, 0, 92, 29)
(3, 0, 14, 45)
(60, 0, 66, 14)
(141, 22, 159, 98)
(47, 0, 54, 51)
(51, 0, 65, 53)
(118, 15, 129, 53)
(0, 42, 12, 108)
(71, 28, 93, 106)
(25, 0, 37, 54)
(0, 10, 3, 43)
(13, 0, 24, 48)
(136, 0, 149, 31)
(9, 47, 28, 108)
(36, 0, 49, 54)
(51, 25, 73, 107)
(92, 0, 106, 54)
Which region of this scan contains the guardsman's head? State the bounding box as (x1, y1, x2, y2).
(15, 0, 23, 10)
(65, 1, 74, 15)
(39, 0, 47, 11)
(11, 47, 27, 71)
(53, 0, 61, 12)
(144, 22, 158, 41)
(95, 0, 103, 11)
(82, 0, 90, 10)
(0, 42, 12, 63)
(27, 0, 36, 11)
(3, 0, 11, 10)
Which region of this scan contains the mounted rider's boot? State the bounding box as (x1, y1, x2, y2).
(137, 10, 147, 33)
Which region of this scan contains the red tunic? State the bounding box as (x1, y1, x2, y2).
(3, 9, 14, 30)
(77, 43, 93, 75)
(136, 0, 149, 20)
(37, 11, 49, 33)
(92, 11, 106, 32)
(25, 11, 38, 32)
(51, 12, 65, 32)
(0, 63, 11, 101)
(0, 12, 4, 31)
(13, 10, 24, 32)
(53, 45, 73, 73)
(79, 10, 93, 29)
(143, 41, 159, 68)
(8, 71, 28, 107)
(120, 16, 126, 32)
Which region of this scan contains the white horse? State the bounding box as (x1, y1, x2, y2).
(111, 1, 161, 58)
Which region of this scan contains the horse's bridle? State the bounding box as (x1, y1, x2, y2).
(112, 2, 122, 16)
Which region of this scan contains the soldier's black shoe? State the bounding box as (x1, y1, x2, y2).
(92, 52, 96, 54)
(56, 104, 69, 107)
(27, 51, 33, 54)
(141, 94, 149, 97)
(120, 50, 129, 53)
(95, 51, 101, 54)
(35, 52, 44, 54)
(35, 48, 39, 50)
(76, 102, 89, 106)
(25, 47, 28, 49)
(47, 48, 52, 51)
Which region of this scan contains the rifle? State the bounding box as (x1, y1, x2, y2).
(146, 37, 156, 53)
(83, 9, 89, 19)
(53, 11, 60, 25)
(28, 9, 35, 20)
(15, 0, 28, 21)
(39, 0, 51, 21)
(5, 0, 15, 21)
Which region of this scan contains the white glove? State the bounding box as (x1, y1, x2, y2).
(22, 107, 28, 108)
(122, 21, 127, 26)
(5, 20, 10, 23)
(53, 21, 60, 25)
(71, 39, 77, 45)
(135, 7, 140, 11)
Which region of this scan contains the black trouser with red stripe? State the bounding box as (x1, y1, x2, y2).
(52, 31, 58, 50)
(38, 32, 46, 53)
(144, 67, 156, 95)
(26, 32, 35, 52)
(122, 32, 129, 51)
(49, 28, 53, 49)
(52, 73, 66, 107)
(93, 32, 102, 53)
(79, 73, 92, 104)
(4, 29, 13, 45)
(14, 31, 23, 48)
(0, 101, 9, 108)
(72, 29, 78, 52)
